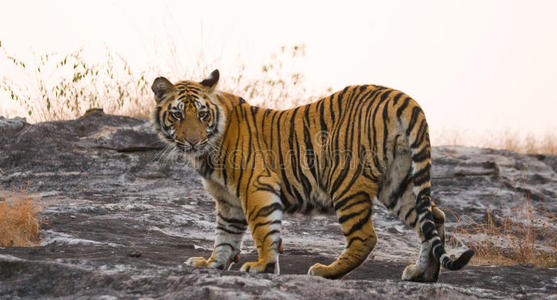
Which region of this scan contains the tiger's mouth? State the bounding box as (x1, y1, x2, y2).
(174, 138, 211, 155)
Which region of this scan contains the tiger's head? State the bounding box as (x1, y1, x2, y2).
(151, 69, 224, 156)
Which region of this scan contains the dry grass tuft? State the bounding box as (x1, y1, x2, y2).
(432, 129, 557, 155)
(448, 197, 557, 268)
(0, 190, 42, 247)
(496, 131, 557, 155)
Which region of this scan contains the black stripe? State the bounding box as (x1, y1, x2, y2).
(280, 192, 294, 213)
(222, 163, 228, 187)
(242, 156, 257, 209)
(319, 98, 328, 132)
(421, 220, 436, 239)
(334, 191, 369, 211)
(412, 163, 431, 186)
(387, 172, 413, 209)
(276, 111, 295, 204)
(409, 212, 418, 228)
(370, 89, 392, 173)
(406, 106, 422, 135)
(411, 146, 430, 163)
(333, 163, 364, 202)
(290, 186, 305, 212)
(234, 114, 245, 197)
(411, 119, 428, 148)
(255, 182, 281, 197)
(216, 224, 244, 235)
(396, 96, 410, 118)
(339, 198, 370, 212)
(344, 207, 372, 236)
(404, 207, 416, 223)
(328, 93, 336, 124)
(303, 115, 317, 180)
(382, 99, 391, 161)
(252, 220, 281, 233)
(431, 239, 445, 261)
(338, 207, 368, 223)
(347, 237, 368, 248)
(416, 199, 432, 215)
(217, 214, 247, 229)
(330, 162, 349, 195)
(262, 229, 280, 244)
(391, 92, 403, 105)
(251, 203, 282, 221)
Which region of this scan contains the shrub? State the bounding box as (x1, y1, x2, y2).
(0, 190, 42, 247)
(448, 196, 557, 268)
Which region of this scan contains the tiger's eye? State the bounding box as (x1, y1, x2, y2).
(171, 111, 183, 120)
(198, 111, 208, 120)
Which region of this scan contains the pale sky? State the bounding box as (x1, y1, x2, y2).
(1, 0, 556, 143)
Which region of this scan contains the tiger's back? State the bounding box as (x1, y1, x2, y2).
(219, 85, 421, 218)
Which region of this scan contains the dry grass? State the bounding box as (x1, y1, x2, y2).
(0, 190, 42, 247)
(0, 42, 324, 123)
(479, 129, 557, 155)
(498, 131, 557, 155)
(448, 197, 557, 268)
(432, 129, 557, 155)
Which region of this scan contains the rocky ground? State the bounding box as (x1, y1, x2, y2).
(0, 111, 556, 299)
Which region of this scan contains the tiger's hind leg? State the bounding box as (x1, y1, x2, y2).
(377, 146, 442, 282)
(400, 204, 446, 282)
(308, 189, 377, 279)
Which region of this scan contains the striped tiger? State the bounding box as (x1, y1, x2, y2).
(151, 69, 474, 282)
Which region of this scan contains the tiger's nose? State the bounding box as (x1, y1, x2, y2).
(186, 138, 200, 145)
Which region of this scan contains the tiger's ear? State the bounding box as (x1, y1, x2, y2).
(151, 77, 174, 103)
(200, 69, 219, 93)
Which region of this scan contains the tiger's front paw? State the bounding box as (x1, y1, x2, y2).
(185, 255, 240, 270)
(185, 257, 225, 270)
(185, 256, 211, 268)
(240, 260, 278, 274)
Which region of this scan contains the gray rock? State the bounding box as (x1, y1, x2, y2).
(0, 112, 556, 299)
(0, 116, 27, 146)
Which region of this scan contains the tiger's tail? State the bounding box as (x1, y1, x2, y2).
(402, 101, 474, 271)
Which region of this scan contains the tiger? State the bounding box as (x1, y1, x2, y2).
(150, 69, 474, 282)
